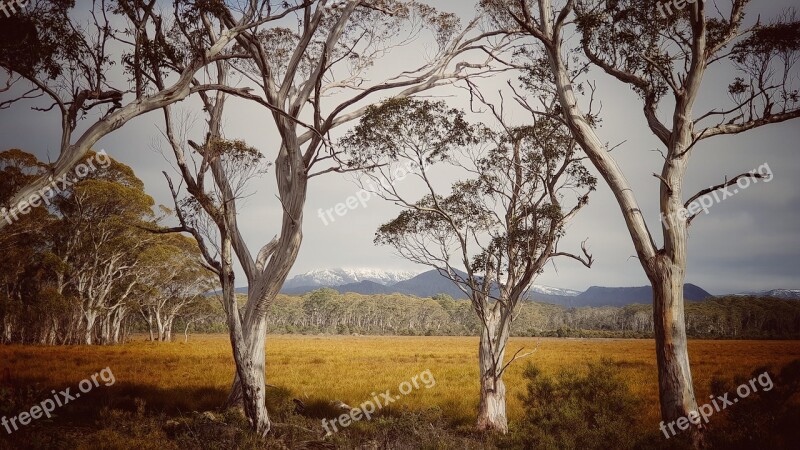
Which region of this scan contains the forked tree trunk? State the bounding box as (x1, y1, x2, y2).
(225, 161, 305, 410)
(156, 314, 165, 342)
(476, 310, 511, 433)
(220, 235, 271, 436)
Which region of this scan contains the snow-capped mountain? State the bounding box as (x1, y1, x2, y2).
(280, 268, 717, 307)
(284, 268, 419, 289)
(734, 289, 800, 300)
(283, 268, 583, 301)
(529, 285, 581, 297)
(765, 289, 800, 299)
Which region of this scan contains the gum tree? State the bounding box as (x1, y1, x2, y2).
(0, 150, 52, 343)
(50, 151, 159, 345)
(482, 0, 800, 436)
(148, 0, 513, 435)
(342, 97, 595, 432)
(135, 234, 215, 342)
(0, 1, 307, 232)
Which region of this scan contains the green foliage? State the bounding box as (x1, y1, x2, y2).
(704, 360, 800, 449)
(0, 149, 212, 345)
(0, 1, 81, 79)
(514, 359, 644, 450)
(347, 98, 594, 305)
(342, 97, 479, 169)
(258, 293, 800, 339)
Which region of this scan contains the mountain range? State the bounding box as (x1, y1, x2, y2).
(734, 289, 800, 299)
(277, 268, 730, 306)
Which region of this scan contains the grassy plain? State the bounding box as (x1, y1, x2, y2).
(0, 335, 800, 423)
(2, 334, 800, 434)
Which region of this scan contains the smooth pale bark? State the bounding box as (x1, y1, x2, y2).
(220, 233, 271, 436)
(112, 313, 124, 344)
(3, 317, 12, 343)
(649, 147, 700, 423)
(650, 264, 698, 421)
(531, 0, 700, 426)
(156, 315, 164, 341)
(225, 223, 303, 408)
(224, 316, 265, 407)
(84, 311, 98, 345)
(184, 320, 195, 343)
(476, 310, 511, 433)
(146, 313, 155, 342)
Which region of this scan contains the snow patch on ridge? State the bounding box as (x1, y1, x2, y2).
(284, 268, 420, 288)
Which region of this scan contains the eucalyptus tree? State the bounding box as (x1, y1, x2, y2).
(148, 0, 513, 436)
(135, 234, 215, 342)
(342, 97, 595, 432)
(0, 1, 308, 232)
(178, 296, 222, 343)
(0, 149, 176, 345)
(55, 153, 158, 345)
(481, 0, 800, 435)
(0, 149, 52, 343)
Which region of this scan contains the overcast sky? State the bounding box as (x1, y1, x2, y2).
(1, 0, 798, 294)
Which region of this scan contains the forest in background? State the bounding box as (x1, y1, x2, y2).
(0, 149, 215, 346)
(2, 0, 800, 444)
(252, 291, 800, 339)
(134, 290, 800, 340)
(6, 149, 797, 345)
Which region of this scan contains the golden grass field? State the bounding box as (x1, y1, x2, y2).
(2, 335, 800, 431)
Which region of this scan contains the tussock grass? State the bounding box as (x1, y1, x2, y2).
(1, 336, 799, 448)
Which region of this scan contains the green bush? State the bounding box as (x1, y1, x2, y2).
(515, 358, 644, 450)
(704, 359, 800, 449)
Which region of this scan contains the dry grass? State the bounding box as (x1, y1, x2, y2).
(2, 335, 800, 432)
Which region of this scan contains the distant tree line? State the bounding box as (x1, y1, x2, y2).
(200, 288, 800, 339)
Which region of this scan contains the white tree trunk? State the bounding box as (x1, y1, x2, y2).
(535, 4, 701, 431)
(184, 320, 194, 343)
(164, 319, 173, 342)
(156, 313, 165, 342)
(652, 268, 698, 421)
(648, 191, 700, 426)
(111, 310, 125, 344)
(2, 315, 13, 343)
(84, 310, 98, 345)
(476, 310, 510, 433)
(219, 233, 270, 436)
